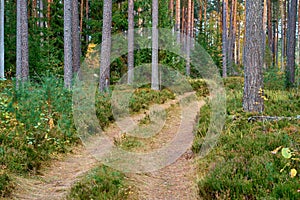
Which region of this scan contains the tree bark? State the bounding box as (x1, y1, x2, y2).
(286, 0, 297, 86)
(99, 0, 112, 92)
(16, 0, 21, 82)
(72, 0, 80, 75)
(175, 0, 180, 43)
(39, 0, 44, 28)
(222, 0, 228, 77)
(298, 0, 300, 65)
(0, 0, 4, 79)
(243, 0, 264, 112)
(64, 0, 73, 89)
(267, 0, 273, 66)
(86, 0, 89, 43)
(151, 0, 159, 90)
(47, 0, 52, 27)
(169, 0, 174, 18)
(127, 0, 134, 84)
(186, 0, 192, 76)
(80, 0, 84, 33)
(20, 0, 29, 82)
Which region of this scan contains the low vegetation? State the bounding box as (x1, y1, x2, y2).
(67, 166, 131, 200)
(1, 75, 299, 199)
(194, 77, 300, 199)
(0, 76, 175, 198)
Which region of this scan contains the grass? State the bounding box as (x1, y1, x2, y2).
(194, 77, 300, 199)
(2, 75, 299, 199)
(0, 76, 176, 198)
(67, 166, 131, 200)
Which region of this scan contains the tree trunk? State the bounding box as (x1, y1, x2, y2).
(16, 0, 22, 82)
(99, 0, 112, 92)
(262, 0, 267, 69)
(169, 0, 174, 18)
(267, 0, 273, 66)
(0, 0, 4, 79)
(86, 0, 89, 43)
(39, 0, 44, 28)
(280, 0, 285, 69)
(64, 0, 73, 89)
(72, 0, 80, 75)
(222, 0, 228, 77)
(298, 0, 300, 65)
(151, 0, 159, 90)
(127, 0, 134, 84)
(243, 0, 264, 112)
(199, 0, 203, 34)
(20, 0, 29, 82)
(80, 0, 84, 33)
(175, 0, 180, 43)
(32, 0, 37, 18)
(286, 0, 297, 87)
(186, 0, 192, 76)
(191, 1, 194, 38)
(47, 0, 52, 27)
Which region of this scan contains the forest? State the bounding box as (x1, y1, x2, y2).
(0, 0, 300, 199)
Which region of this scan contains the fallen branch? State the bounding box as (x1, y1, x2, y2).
(248, 115, 300, 122)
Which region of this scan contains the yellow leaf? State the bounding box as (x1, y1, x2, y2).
(291, 169, 297, 178)
(49, 118, 54, 129)
(271, 146, 282, 154)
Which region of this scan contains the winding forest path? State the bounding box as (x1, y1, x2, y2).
(10, 92, 203, 200)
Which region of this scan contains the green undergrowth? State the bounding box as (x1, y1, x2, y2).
(67, 166, 131, 200)
(194, 77, 300, 199)
(0, 76, 176, 197)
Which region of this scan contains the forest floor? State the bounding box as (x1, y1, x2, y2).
(9, 92, 203, 200)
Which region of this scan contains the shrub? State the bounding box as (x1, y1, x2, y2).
(195, 77, 300, 199)
(67, 166, 130, 200)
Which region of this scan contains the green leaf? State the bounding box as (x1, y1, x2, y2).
(281, 148, 292, 159)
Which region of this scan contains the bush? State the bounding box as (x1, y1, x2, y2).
(0, 172, 13, 198)
(67, 166, 130, 200)
(195, 77, 300, 199)
(1, 77, 78, 173)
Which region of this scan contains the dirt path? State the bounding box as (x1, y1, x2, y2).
(127, 99, 203, 200)
(10, 92, 203, 200)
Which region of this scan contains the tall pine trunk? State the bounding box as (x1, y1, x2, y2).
(186, 0, 192, 76)
(0, 0, 4, 79)
(99, 0, 112, 91)
(151, 0, 159, 90)
(222, 0, 228, 77)
(127, 0, 134, 84)
(243, 0, 264, 112)
(72, 0, 80, 75)
(175, 0, 180, 43)
(286, 0, 297, 87)
(16, 0, 29, 84)
(64, 0, 73, 89)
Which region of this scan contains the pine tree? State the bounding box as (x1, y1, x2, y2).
(99, 0, 112, 92)
(64, 0, 73, 89)
(243, 0, 264, 112)
(286, 0, 298, 87)
(151, 0, 159, 90)
(0, 0, 4, 79)
(127, 0, 134, 84)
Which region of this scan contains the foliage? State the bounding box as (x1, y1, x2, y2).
(67, 166, 131, 200)
(194, 77, 300, 199)
(264, 67, 285, 90)
(0, 77, 78, 174)
(0, 171, 13, 198)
